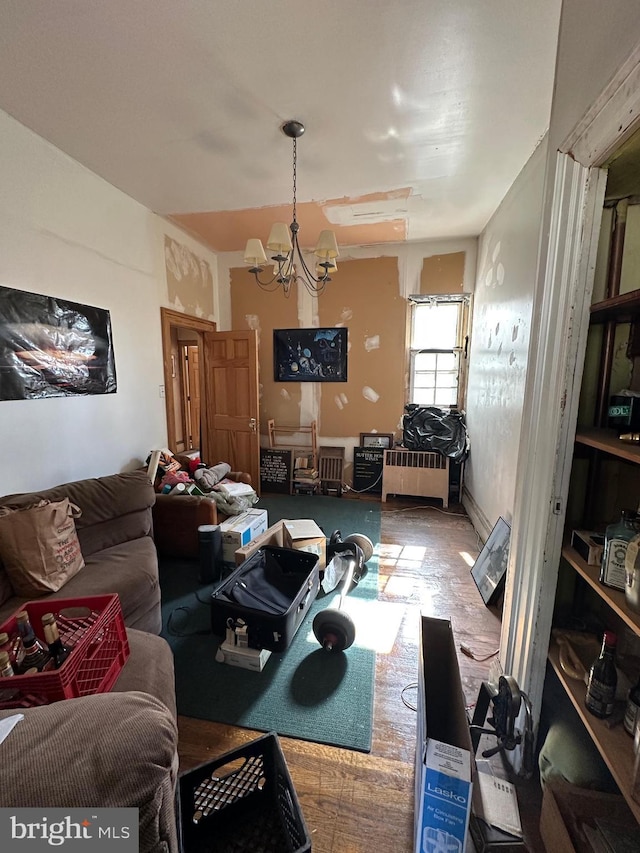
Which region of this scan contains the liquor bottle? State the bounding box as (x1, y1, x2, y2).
(0, 650, 14, 677)
(600, 509, 640, 591)
(0, 631, 16, 667)
(41, 613, 72, 668)
(624, 675, 640, 736)
(14, 611, 51, 673)
(585, 630, 618, 718)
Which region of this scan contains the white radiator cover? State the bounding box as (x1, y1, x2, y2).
(382, 449, 449, 507)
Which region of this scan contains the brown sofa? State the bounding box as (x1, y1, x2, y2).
(0, 470, 161, 632)
(0, 471, 179, 853)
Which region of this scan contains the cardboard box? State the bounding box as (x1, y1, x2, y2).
(219, 508, 268, 563)
(235, 520, 287, 565)
(215, 640, 271, 672)
(283, 518, 326, 569)
(415, 616, 473, 852)
(570, 530, 605, 566)
(539, 776, 638, 853)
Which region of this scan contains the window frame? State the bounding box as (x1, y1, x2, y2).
(408, 294, 470, 410)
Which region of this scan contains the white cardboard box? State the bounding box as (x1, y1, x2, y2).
(415, 616, 473, 852)
(282, 518, 326, 569)
(219, 508, 268, 563)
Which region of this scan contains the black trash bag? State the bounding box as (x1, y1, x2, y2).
(402, 404, 469, 463)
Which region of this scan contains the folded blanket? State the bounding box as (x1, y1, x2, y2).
(194, 463, 231, 491)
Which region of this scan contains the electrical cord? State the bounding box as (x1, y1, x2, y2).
(401, 681, 418, 711)
(460, 643, 500, 662)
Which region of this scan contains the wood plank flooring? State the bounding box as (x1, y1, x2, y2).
(176, 496, 543, 852)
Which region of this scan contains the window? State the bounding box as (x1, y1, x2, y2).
(409, 296, 469, 408)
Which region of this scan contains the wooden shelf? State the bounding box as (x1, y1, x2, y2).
(548, 639, 640, 822)
(590, 288, 640, 323)
(562, 543, 640, 635)
(575, 427, 640, 464)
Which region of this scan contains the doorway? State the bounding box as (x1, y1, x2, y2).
(160, 308, 261, 487)
(160, 307, 215, 461)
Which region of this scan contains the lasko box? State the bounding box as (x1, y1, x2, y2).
(219, 509, 268, 563)
(415, 616, 474, 852)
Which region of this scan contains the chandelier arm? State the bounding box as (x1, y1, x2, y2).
(291, 231, 329, 288)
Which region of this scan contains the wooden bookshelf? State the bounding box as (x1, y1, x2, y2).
(548, 639, 640, 822)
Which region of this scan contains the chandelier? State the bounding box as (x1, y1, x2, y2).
(243, 120, 339, 296)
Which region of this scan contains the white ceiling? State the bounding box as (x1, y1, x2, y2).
(0, 1, 562, 251)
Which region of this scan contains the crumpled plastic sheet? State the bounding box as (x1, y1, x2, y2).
(0, 285, 117, 400)
(402, 404, 469, 463)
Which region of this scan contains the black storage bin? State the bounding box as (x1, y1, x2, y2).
(177, 732, 311, 853)
(210, 546, 319, 652)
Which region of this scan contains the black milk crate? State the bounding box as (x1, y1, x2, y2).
(177, 732, 311, 853)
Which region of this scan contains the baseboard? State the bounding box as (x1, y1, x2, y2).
(462, 486, 492, 542)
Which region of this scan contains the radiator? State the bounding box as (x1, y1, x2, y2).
(381, 449, 449, 507)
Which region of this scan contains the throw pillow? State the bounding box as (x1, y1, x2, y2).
(0, 499, 85, 596)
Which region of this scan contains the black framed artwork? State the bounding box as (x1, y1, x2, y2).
(470, 516, 511, 606)
(273, 328, 347, 382)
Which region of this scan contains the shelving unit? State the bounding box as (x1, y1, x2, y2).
(549, 198, 640, 827)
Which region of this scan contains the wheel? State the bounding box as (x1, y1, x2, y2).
(343, 533, 374, 563)
(312, 608, 356, 651)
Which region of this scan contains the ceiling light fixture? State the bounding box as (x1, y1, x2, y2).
(243, 120, 339, 297)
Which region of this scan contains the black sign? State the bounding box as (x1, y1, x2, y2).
(260, 448, 293, 494)
(353, 447, 384, 493)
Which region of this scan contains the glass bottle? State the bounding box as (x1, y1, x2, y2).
(0, 650, 14, 677)
(41, 613, 71, 668)
(624, 675, 640, 736)
(585, 630, 618, 718)
(15, 611, 51, 673)
(0, 631, 16, 667)
(600, 509, 639, 591)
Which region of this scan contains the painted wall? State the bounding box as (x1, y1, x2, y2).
(549, 0, 640, 153)
(464, 137, 548, 536)
(0, 110, 218, 495)
(222, 240, 477, 484)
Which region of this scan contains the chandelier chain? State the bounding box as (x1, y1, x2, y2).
(292, 136, 297, 225)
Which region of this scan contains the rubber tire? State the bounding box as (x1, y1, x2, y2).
(343, 533, 374, 563)
(313, 608, 357, 651)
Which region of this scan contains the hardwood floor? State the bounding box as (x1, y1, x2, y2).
(176, 495, 543, 852)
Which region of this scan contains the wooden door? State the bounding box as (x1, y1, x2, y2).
(203, 329, 260, 491)
(184, 344, 201, 449)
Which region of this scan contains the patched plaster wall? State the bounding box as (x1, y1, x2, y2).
(464, 136, 548, 535)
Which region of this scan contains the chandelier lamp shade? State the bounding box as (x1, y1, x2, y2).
(243, 120, 339, 296)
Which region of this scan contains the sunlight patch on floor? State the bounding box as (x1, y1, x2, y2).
(381, 574, 415, 597)
(459, 550, 476, 567)
(300, 598, 405, 654)
(343, 597, 406, 653)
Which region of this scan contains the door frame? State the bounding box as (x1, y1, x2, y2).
(160, 307, 216, 460)
(501, 45, 640, 749)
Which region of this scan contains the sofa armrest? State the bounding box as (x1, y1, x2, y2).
(152, 472, 252, 559)
(0, 691, 179, 853)
(152, 494, 219, 559)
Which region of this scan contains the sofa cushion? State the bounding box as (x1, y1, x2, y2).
(0, 691, 179, 853)
(0, 499, 85, 596)
(0, 536, 162, 633)
(0, 470, 155, 557)
(0, 566, 13, 607)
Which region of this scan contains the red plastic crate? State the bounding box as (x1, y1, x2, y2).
(0, 594, 129, 708)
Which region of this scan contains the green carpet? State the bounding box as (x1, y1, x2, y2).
(160, 495, 381, 752)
